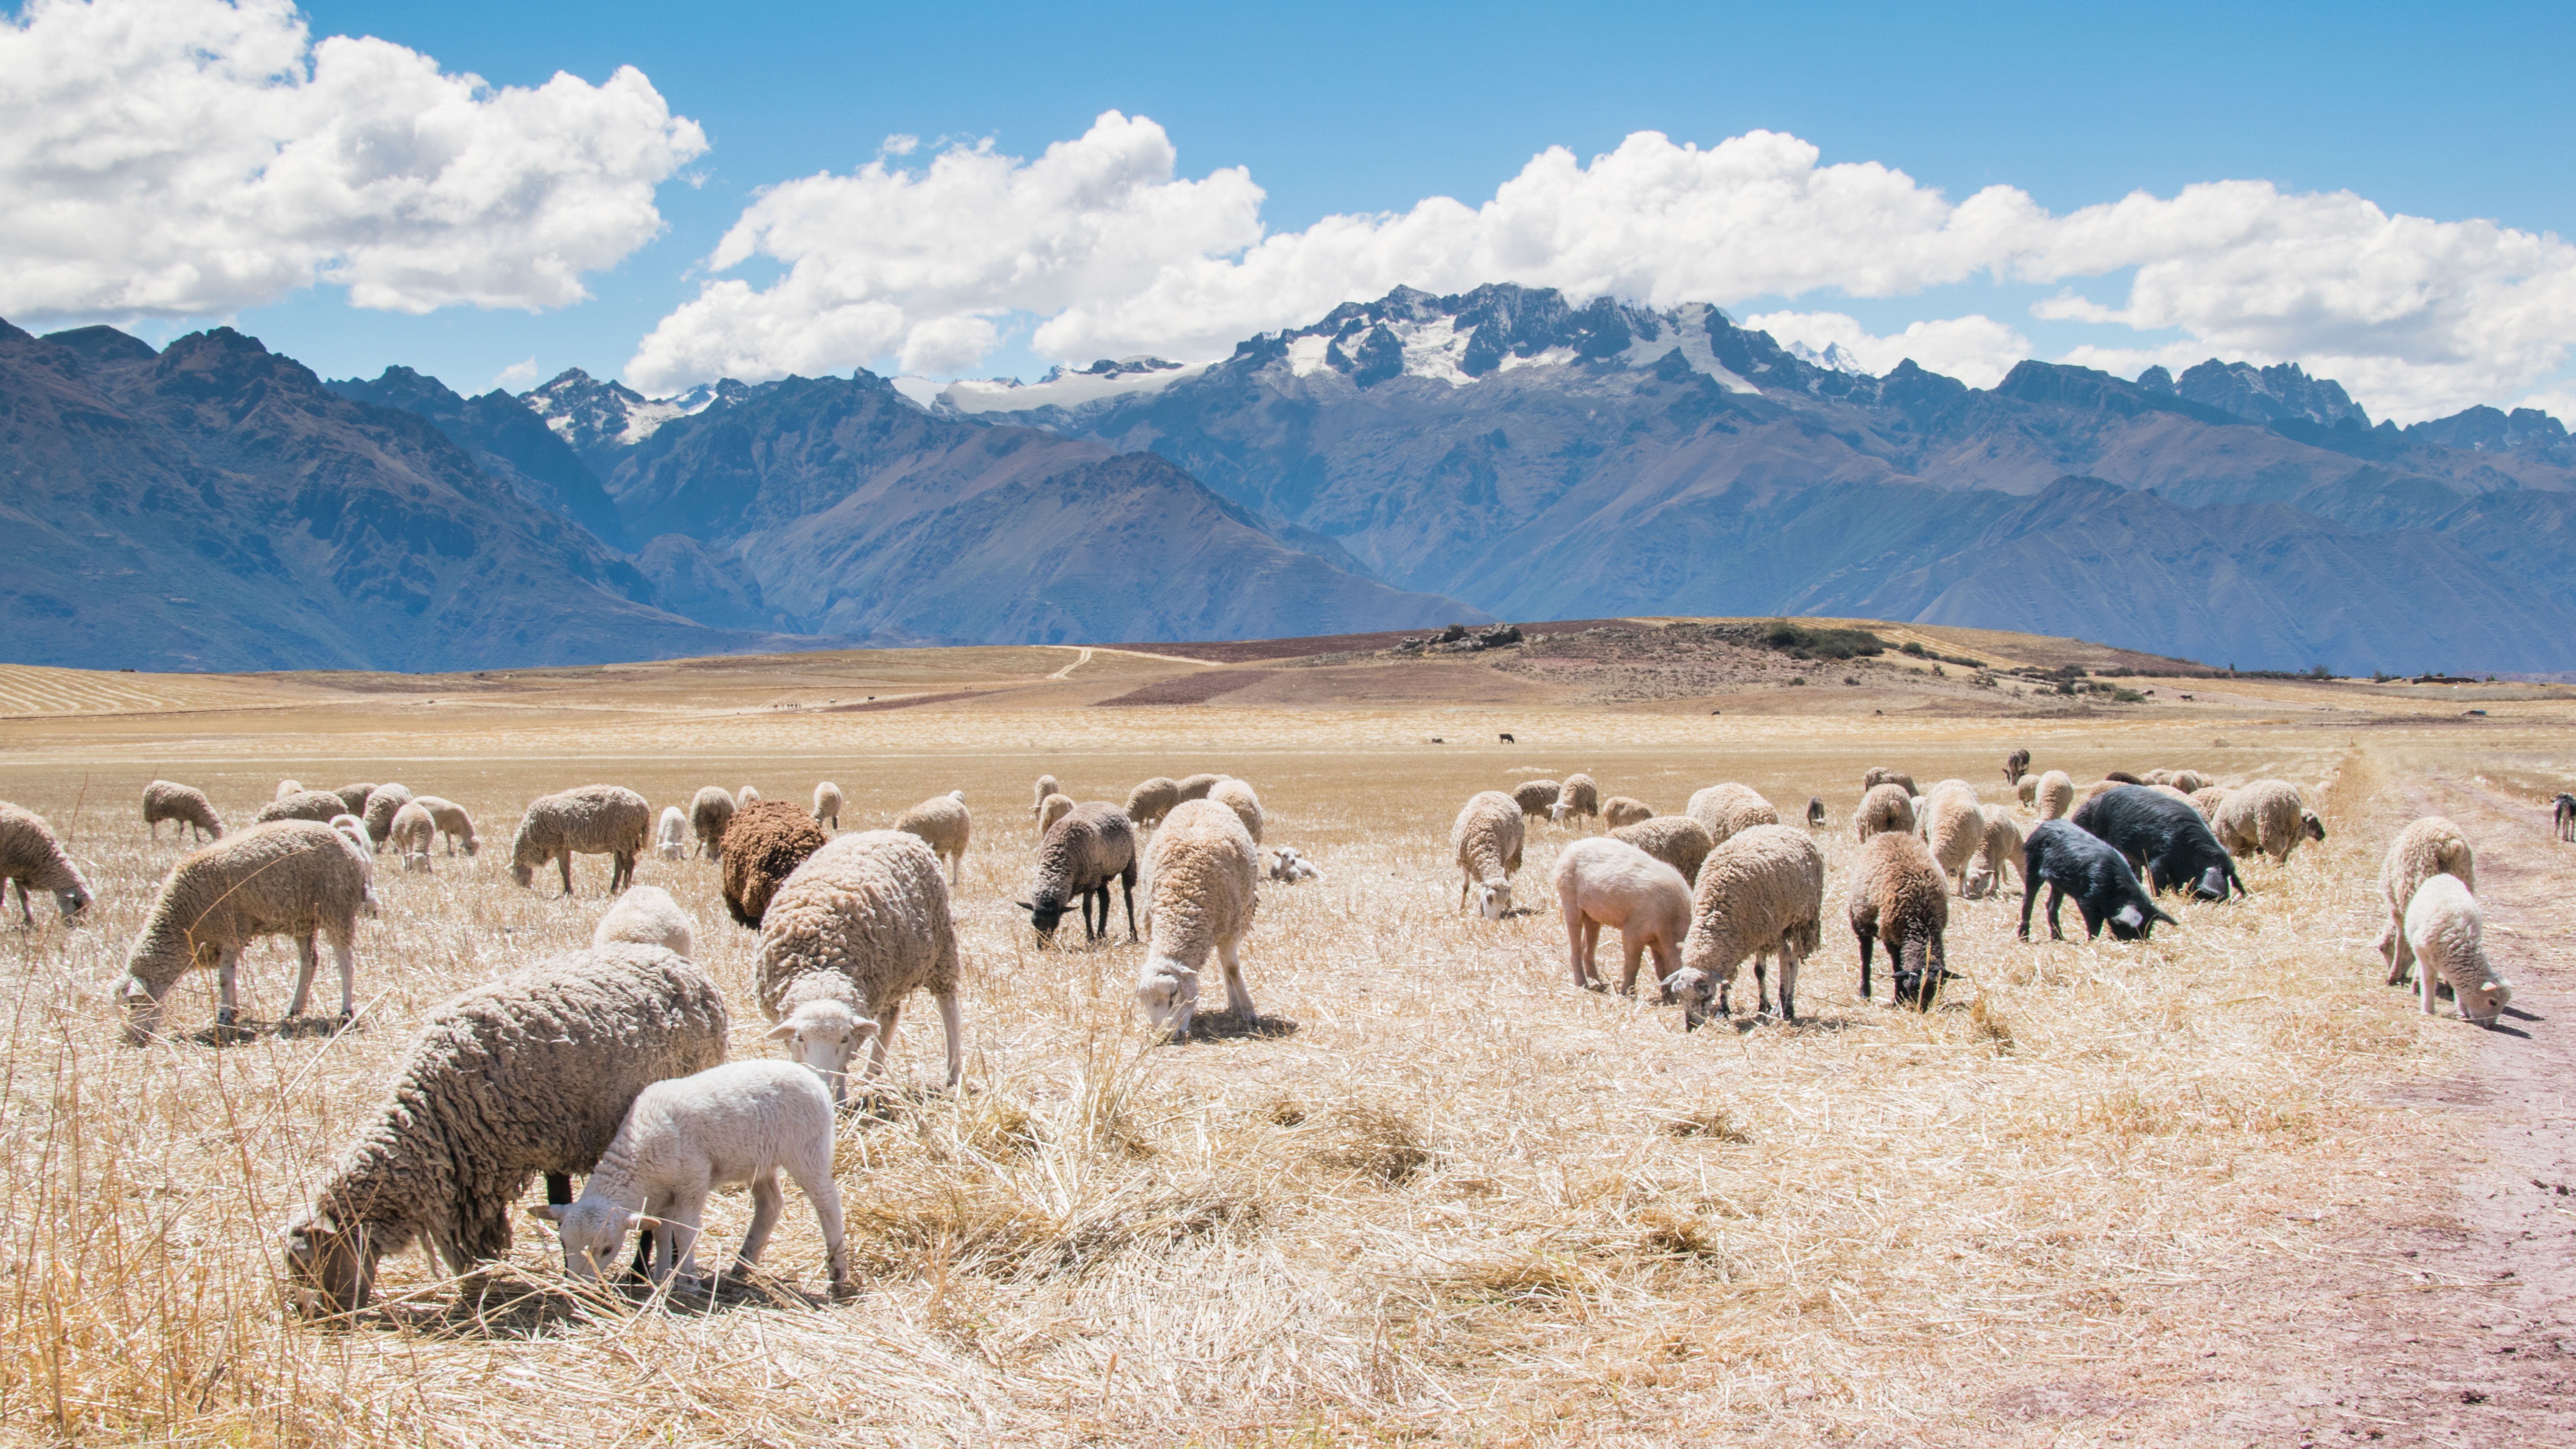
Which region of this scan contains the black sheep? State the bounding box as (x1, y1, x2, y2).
(2019, 820, 2176, 941)
(2071, 785, 2245, 901)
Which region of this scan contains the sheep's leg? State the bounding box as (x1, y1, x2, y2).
(1779, 947, 1801, 1024)
(149, 819, 160, 841)
(1120, 868, 1139, 941)
(329, 931, 355, 1022)
(735, 1170, 784, 1272)
(1753, 953, 1771, 1016)
(787, 1153, 850, 1293)
(2385, 917, 2416, 986)
(288, 933, 320, 1018)
(666, 1191, 710, 1282)
(2047, 886, 2071, 941)
(869, 1000, 903, 1081)
(556, 851, 574, 899)
(216, 946, 243, 1025)
(1563, 899, 1592, 989)
(11, 880, 28, 928)
(936, 991, 963, 1088)
(1218, 936, 1255, 1023)
(1856, 929, 1874, 1001)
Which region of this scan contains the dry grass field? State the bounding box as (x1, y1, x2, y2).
(2, 622, 2570, 1446)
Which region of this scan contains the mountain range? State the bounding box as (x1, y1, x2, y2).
(4, 283, 2572, 673)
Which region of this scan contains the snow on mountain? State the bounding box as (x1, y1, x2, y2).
(926, 355, 1213, 414)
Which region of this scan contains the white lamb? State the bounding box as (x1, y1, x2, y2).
(532, 1060, 849, 1295)
(2403, 875, 2512, 1027)
(812, 781, 843, 831)
(1451, 790, 1526, 919)
(1267, 847, 1322, 883)
(737, 785, 762, 807)
(654, 805, 690, 861)
(389, 800, 436, 872)
(593, 884, 696, 958)
(1134, 799, 1261, 1040)
(1551, 837, 1692, 996)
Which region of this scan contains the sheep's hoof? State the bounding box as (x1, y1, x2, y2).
(214, 1006, 237, 1027)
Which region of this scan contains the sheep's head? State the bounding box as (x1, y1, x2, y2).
(1472, 878, 1512, 920)
(2460, 976, 2513, 1028)
(2105, 896, 2174, 941)
(1659, 967, 1719, 1031)
(1020, 890, 1072, 940)
(2191, 865, 2231, 902)
(1136, 957, 1199, 1039)
(508, 861, 536, 887)
(765, 999, 881, 1103)
(527, 1200, 642, 1281)
(280, 1206, 374, 1317)
(402, 851, 432, 874)
(461, 833, 479, 857)
(2302, 811, 2326, 842)
(1962, 866, 1995, 900)
(55, 875, 93, 920)
(115, 973, 168, 1044)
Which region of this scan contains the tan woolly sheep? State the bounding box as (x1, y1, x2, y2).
(1174, 773, 1226, 803)
(360, 784, 414, 851)
(690, 786, 737, 862)
(593, 884, 696, 958)
(2188, 786, 2230, 823)
(388, 801, 436, 872)
(2379, 817, 2476, 987)
(654, 805, 689, 860)
(508, 785, 650, 897)
(1511, 779, 1562, 823)
(2034, 770, 2075, 820)
(721, 802, 829, 928)
(1125, 776, 1181, 830)
(1207, 778, 1264, 844)
(1, 801, 94, 927)
(1549, 773, 1601, 829)
(118, 820, 374, 1039)
(409, 796, 477, 856)
(1688, 783, 1779, 847)
(1552, 837, 1692, 997)
(258, 789, 346, 825)
(757, 830, 963, 1100)
(1862, 766, 1917, 796)
(893, 790, 971, 883)
(1021, 802, 1140, 943)
(1854, 783, 1915, 841)
(143, 780, 224, 843)
(2213, 780, 2324, 863)
(1599, 796, 1654, 831)
(1135, 799, 1262, 1039)
(1924, 785, 1986, 895)
(1452, 790, 1526, 919)
(1031, 774, 1059, 832)
(1848, 830, 1951, 1009)
(1665, 825, 1825, 1027)
(811, 781, 843, 831)
(1964, 806, 2024, 899)
(1612, 816, 1713, 886)
(330, 783, 378, 816)
(1038, 793, 1074, 838)
(274, 778, 304, 802)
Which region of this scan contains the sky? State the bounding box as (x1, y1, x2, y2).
(4, 0, 2573, 422)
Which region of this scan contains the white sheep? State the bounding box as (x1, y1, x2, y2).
(1, 801, 94, 927)
(509, 785, 651, 897)
(257, 790, 345, 825)
(360, 784, 414, 852)
(1208, 778, 1264, 845)
(326, 813, 371, 859)
(389, 800, 436, 872)
(2034, 770, 2075, 820)
(2403, 875, 2512, 1027)
(690, 786, 737, 862)
(407, 796, 477, 856)
(593, 884, 696, 958)
(1031, 774, 1060, 834)
(1549, 773, 1601, 829)
(533, 1059, 848, 1295)
(654, 805, 690, 860)
(1552, 837, 1692, 996)
(1267, 846, 1322, 883)
(1038, 792, 1074, 838)
(757, 829, 963, 1100)
(1451, 790, 1526, 919)
(1134, 799, 1261, 1039)
(2014, 777, 2038, 808)
(1964, 806, 2024, 899)
(1125, 776, 1181, 830)
(1924, 785, 1985, 895)
(1663, 824, 1825, 1027)
(1688, 783, 1780, 846)
(737, 785, 762, 807)
(2379, 817, 2476, 987)
(142, 780, 224, 842)
(274, 778, 304, 802)
(1853, 783, 1915, 841)
(118, 820, 374, 1039)
(812, 781, 843, 831)
(1599, 796, 1654, 831)
(2213, 780, 2324, 863)
(893, 789, 971, 883)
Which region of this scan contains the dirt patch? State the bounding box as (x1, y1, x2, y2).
(823, 688, 1008, 712)
(1092, 670, 1276, 706)
(1109, 618, 1643, 664)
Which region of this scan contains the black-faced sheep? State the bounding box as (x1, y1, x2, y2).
(2017, 819, 2173, 943)
(1021, 801, 1139, 943)
(2557, 792, 2576, 843)
(1854, 783, 1915, 841)
(1512, 779, 1562, 824)
(1549, 773, 1601, 829)
(1552, 837, 1692, 996)
(1688, 783, 1779, 847)
(258, 789, 347, 825)
(2212, 780, 2323, 863)
(1135, 799, 1261, 1039)
(1848, 829, 1952, 1008)
(1600, 796, 1655, 831)
(690, 786, 737, 862)
(894, 790, 971, 883)
(720, 801, 830, 928)
(1805, 796, 1826, 827)
(2003, 749, 2030, 786)
(118, 820, 374, 1039)
(1, 801, 94, 927)
(812, 781, 843, 831)
(758, 830, 963, 1099)
(1125, 776, 1181, 830)
(2071, 785, 2243, 901)
(280, 944, 729, 1315)
(1452, 790, 1526, 919)
(2378, 817, 2476, 987)
(360, 784, 414, 851)
(1611, 815, 1713, 886)
(1665, 825, 1823, 1026)
(508, 785, 650, 897)
(143, 780, 224, 842)
(2403, 875, 2511, 1027)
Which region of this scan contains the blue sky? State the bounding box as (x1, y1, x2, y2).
(11, 0, 2575, 419)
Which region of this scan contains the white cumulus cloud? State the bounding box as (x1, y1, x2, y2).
(0, 0, 706, 323)
(1742, 311, 2031, 389)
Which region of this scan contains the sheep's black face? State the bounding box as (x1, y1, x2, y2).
(281, 1211, 374, 1317)
(2192, 866, 2230, 902)
(1021, 895, 1070, 939)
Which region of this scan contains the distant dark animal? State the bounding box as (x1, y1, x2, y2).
(2105, 771, 2143, 785)
(2002, 749, 2031, 786)
(2019, 820, 2175, 942)
(1499, 733, 1516, 744)
(2557, 793, 2576, 843)
(2070, 786, 2244, 902)
(1804, 796, 1826, 827)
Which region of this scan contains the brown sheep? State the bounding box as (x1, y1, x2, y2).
(720, 801, 830, 928)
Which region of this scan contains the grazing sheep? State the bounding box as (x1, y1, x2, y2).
(2189, 786, 2230, 823)
(508, 785, 651, 897)
(279, 944, 729, 1315)
(1, 802, 94, 927)
(594, 884, 696, 958)
(654, 805, 689, 861)
(2072, 785, 2244, 900)
(1665, 825, 1824, 1026)
(893, 790, 971, 883)
(758, 830, 963, 1098)
(331, 783, 377, 816)
(2034, 770, 2075, 820)
(1549, 773, 1601, 828)
(1021, 802, 1139, 943)
(1611, 816, 1714, 886)
(407, 796, 477, 856)
(2015, 777, 2038, 808)
(812, 781, 843, 832)
(274, 778, 304, 802)
(690, 787, 737, 863)
(2379, 817, 2476, 987)
(1512, 780, 1562, 823)
(1966, 807, 2024, 899)
(117, 820, 372, 1038)
(1174, 773, 1226, 803)
(1805, 796, 1826, 827)
(360, 784, 414, 851)
(142, 780, 224, 843)
(2105, 771, 2143, 786)
(327, 814, 373, 861)
(737, 785, 762, 807)
(1135, 799, 1261, 1039)
(1600, 796, 1655, 831)
(534, 1060, 848, 1294)
(1925, 786, 1986, 895)
(2003, 749, 2031, 786)
(1848, 830, 1952, 1009)
(1552, 837, 1692, 996)
(1125, 776, 1182, 830)
(1038, 793, 1074, 837)
(2212, 780, 2324, 864)
(1854, 783, 1916, 841)
(1267, 847, 1322, 883)
(2018, 820, 2173, 942)
(258, 789, 346, 825)
(2556, 791, 2576, 842)
(1031, 774, 1059, 832)
(720, 802, 830, 928)
(1208, 778, 1264, 845)
(1862, 767, 1917, 796)
(389, 801, 436, 872)
(2403, 875, 2512, 1027)
(2165, 770, 2213, 794)
(1689, 783, 1780, 847)
(1452, 790, 1527, 919)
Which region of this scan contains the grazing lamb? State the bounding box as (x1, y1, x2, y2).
(534, 1060, 848, 1294)
(1031, 774, 1059, 832)
(1553, 838, 1693, 996)
(758, 830, 963, 1098)
(593, 884, 696, 957)
(1208, 778, 1264, 844)
(654, 805, 689, 860)
(1549, 773, 1601, 829)
(407, 796, 477, 856)
(1848, 830, 1952, 1009)
(1021, 802, 1139, 943)
(257, 789, 346, 825)
(1689, 783, 1780, 847)
(690, 787, 737, 863)
(1600, 796, 1655, 831)
(279, 944, 729, 1315)
(2072, 785, 2244, 900)
(2403, 875, 2512, 1027)
(1452, 790, 1527, 919)
(893, 790, 971, 883)
(1805, 796, 1826, 827)
(2003, 749, 2031, 786)
(117, 820, 373, 1038)
(1862, 767, 1918, 796)
(1174, 773, 1226, 803)
(360, 784, 414, 851)
(331, 783, 378, 816)
(1854, 783, 1915, 841)
(1512, 780, 1562, 824)
(2018, 820, 2172, 942)
(2015, 777, 2038, 808)
(508, 785, 651, 897)
(1, 802, 94, 927)
(1925, 786, 1986, 895)
(812, 781, 843, 832)
(2378, 817, 2476, 987)
(2212, 780, 2324, 864)
(1611, 816, 1714, 887)
(1125, 776, 1181, 830)
(1267, 846, 1322, 883)
(143, 780, 224, 843)
(720, 802, 830, 928)
(388, 800, 436, 871)
(1038, 793, 1074, 837)
(1134, 799, 1261, 1039)
(2034, 770, 2075, 820)
(1664, 825, 1824, 1026)
(1965, 806, 2024, 899)
(737, 785, 762, 807)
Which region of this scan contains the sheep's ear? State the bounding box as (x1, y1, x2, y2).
(764, 1021, 798, 1041)
(1014, 900, 1034, 911)
(525, 1204, 562, 1223)
(627, 1212, 663, 1229)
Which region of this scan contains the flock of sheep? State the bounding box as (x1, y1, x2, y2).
(0, 752, 2518, 1317)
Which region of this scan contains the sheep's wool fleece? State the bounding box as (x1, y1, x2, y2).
(756, 830, 960, 1021)
(1452, 791, 1526, 883)
(720, 801, 829, 927)
(2215, 780, 2306, 861)
(123, 821, 368, 996)
(1689, 784, 1779, 846)
(1680, 824, 1824, 979)
(1145, 800, 1258, 969)
(1612, 815, 1713, 886)
(0, 802, 86, 895)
